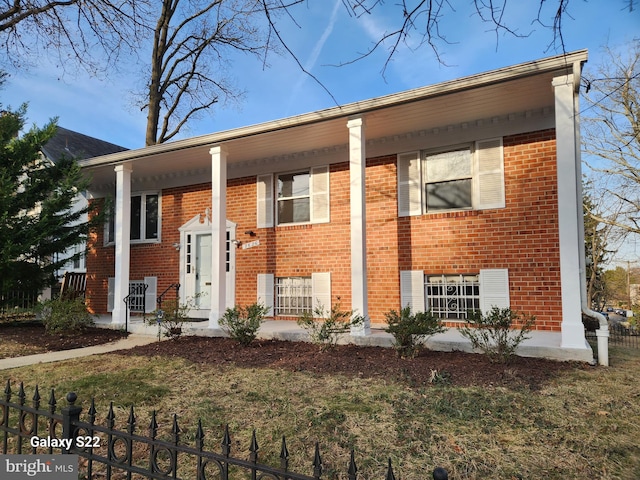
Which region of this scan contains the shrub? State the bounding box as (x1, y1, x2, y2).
(458, 307, 536, 364)
(38, 297, 94, 335)
(384, 306, 445, 358)
(219, 303, 270, 346)
(297, 302, 364, 351)
(149, 296, 199, 339)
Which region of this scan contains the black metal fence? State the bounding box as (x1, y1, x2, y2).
(585, 323, 640, 349)
(0, 382, 449, 479)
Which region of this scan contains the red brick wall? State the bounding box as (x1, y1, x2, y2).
(365, 129, 561, 330)
(86, 129, 562, 330)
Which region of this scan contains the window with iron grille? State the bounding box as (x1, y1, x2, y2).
(426, 274, 480, 319)
(127, 281, 147, 312)
(275, 277, 312, 316)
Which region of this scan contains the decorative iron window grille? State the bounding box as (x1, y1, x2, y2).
(426, 274, 480, 319)
(127, 281, 147, 313)
(275, 277, 312, 316)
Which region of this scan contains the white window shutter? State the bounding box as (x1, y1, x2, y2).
(479, 269, 510, 313)
(257, 174, 274, 228)
(475, 138, 505, 209)
(257, 273, 274, 316)
(310, 166, 330, 223)
(144, 276, 157, 313)
(397, 152, 422, 216)
(311, 272, 331, 317)
(400, 270, 425, 313)
(107, 277, 115, 312)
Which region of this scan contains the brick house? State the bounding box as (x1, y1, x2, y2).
(80, 50, 593, 361)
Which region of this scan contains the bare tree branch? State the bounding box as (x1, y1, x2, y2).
(0, 0, 150, 75)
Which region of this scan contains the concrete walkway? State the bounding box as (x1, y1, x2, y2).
(0, 334, 158, 370)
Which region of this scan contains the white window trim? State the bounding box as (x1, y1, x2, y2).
(105, 191, 162, 245)
(258, 272, 331, 318)
(422, 146, 474, 213)
(400, 268, 510, 319)
(257, 166, 330, 227)
(398, 137, 505, 216)
(107, 276, 157, 313)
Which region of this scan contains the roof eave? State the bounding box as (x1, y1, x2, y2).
(80, 49, 587, 168)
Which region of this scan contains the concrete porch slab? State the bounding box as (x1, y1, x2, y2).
(94, 316, 595, 364)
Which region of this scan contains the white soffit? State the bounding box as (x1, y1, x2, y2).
(82, 50, 586, 190)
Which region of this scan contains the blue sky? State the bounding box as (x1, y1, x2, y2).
(2, 1, 639, 261)
(3, 1, 637, 150)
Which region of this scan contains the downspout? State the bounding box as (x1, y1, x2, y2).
(573, 60, 609, 366)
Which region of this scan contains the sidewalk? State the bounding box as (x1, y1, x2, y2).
(0, 334, 158, 370)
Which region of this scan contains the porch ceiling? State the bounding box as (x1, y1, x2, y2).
(82, 51, 586, 195)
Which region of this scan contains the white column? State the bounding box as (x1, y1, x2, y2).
(553, 74, 587, 349)
(208, 145, 228, 328)
(112, 164, 132, 325)
(347, 116, 370, 336)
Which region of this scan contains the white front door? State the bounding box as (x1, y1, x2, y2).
(180, 216, 236, 318)
(195, 233, 212, 309)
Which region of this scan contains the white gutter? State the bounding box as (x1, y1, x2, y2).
(79, 50, 588, 169)
(573, 60, 609, 366)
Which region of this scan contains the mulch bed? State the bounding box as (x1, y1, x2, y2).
(0, 321, 128, 352)
(114, 335, 590, 389)
(0, 321, 590, 388)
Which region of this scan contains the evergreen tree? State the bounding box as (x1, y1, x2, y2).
(0, 102, 101, 304)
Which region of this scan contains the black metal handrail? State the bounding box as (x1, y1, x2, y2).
(157, 283, 180, 310)
(123, 282, 149, 331)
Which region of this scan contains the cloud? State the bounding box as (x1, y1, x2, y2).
(285, 0, 342, 112)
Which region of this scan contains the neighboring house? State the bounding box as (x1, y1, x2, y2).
(80, 50, 592, 361)
(41, 127, 127, 277)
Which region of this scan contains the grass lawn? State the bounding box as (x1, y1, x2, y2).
(2, 343, 639, 479)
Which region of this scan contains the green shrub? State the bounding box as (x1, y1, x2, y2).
(149, 295, 199, 339)
(297, 302, 364, 351)
(458, 307, 535, 364)
(38, 297, 95, 335)
(219, 303, 270, 346)
(384, 306, 445, 358)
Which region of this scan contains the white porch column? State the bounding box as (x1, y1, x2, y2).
(208, 145, 227, 328)
(112, 164, 132, 325)
(347, 116, 370, 336)
(553, 74, 587, 349)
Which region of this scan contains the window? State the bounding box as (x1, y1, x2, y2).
(107, 276, 157, 313)
(425, 274, 480, 319)
(257, 166, 329, 228)
(400, 269, 509, 319)
(425, 149, 472, 211)
(278, 172, 310, 224)
(275, 277, 312, 315)
(398, 138, 504, 216)
(258, 272, 331, 318)
(107, 192, 160, 244)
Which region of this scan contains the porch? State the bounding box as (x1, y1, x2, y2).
(93, 315, 595, 363)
